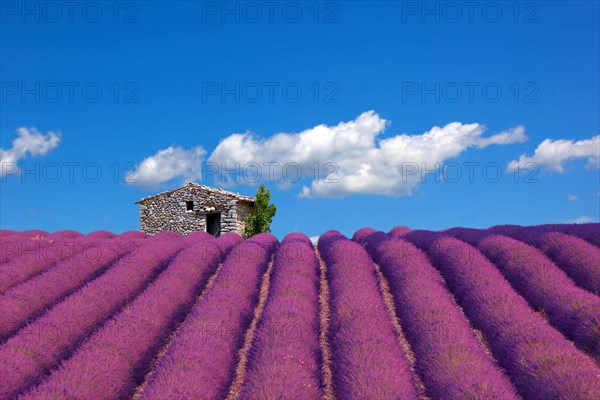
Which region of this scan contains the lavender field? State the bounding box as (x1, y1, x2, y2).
(0, 224, 599, 400)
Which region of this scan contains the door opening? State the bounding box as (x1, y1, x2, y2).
(206, 213, 221, 237)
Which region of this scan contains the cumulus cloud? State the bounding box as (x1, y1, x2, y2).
(0, 127, 61, 176)
(125, 146, 206, 188)
(474, 126, 527, 147)
(129, 111, 527, 196)
(208, 110, 527, 198)
(508, 135, 600, 173)
(567, 194, 577, 201)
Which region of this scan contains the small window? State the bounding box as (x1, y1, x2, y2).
(186, 201, 194, 211)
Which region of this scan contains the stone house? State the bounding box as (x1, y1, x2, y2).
(135, 183, 255, 236)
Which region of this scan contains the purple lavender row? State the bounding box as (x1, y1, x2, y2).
(352, 226, 410, 247)
(0, 239, 141, 342)
(140, 233, 278, 400)
(118, 230, 149, 239)
(48, 230, 83, 239)
(0, 236, 186, 399)
(184, 231, 214, 242)
(85, 230, 116, 239)
(0, 232, 144, 266)
(404, 231, 600, 399)
(558, 223, 600, 247)
(488, 224, 562, 247)
(489, 223, 600, 248)
(0, 230, 83, 240)
(446, 226, 600, 295)
(443, 227, 487, 246)
(488, 226, 600, 295)
(318, 231, 419, 400)
(2, 230, 48, 239)
(20, 233, 241, 400)
(450, 231, 600, 358)
(538, 232, 600, 295)
(363, 234, 520, 399)
(351, 227, 378, 244)
(540, 223, 600, 247)
(0, 237, 33, 265)
(240, 233, 322, 400)
(0, 237, 57, 266)
(1, 230, 143, 239)
(0, 238, 92, 292)
(447, 223, 600, 249)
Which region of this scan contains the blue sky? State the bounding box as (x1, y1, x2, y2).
(1, 0, 599, 239)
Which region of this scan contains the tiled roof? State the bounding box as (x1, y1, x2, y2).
(135, 183, 255, 204)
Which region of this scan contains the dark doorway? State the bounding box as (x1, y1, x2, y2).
(206, 213, 221, 237)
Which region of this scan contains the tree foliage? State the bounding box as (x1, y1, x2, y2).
(244, 184, 277, 237)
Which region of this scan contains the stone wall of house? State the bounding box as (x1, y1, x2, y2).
(138, 185, 254, 236)
(236, 201, 255, 236)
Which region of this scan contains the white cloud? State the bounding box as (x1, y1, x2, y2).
(508, 135, 600, 173)
(208, 110, 527, 198)
(309, 236, 320, 245)
(474, 125, 527, 147)
(125, 146, 206, 188)
(129, 111, 527, 197)
(0, 127, 61, 176)
(567, 194, 577, 201)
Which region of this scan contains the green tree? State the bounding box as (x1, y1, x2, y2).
(244, 184, 277, 237)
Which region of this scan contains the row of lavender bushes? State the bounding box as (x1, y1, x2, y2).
(403, 230, 600, 399)
(0, 238, 89, 293)
(491, 223, 600, 247)
(355, 229, 520, 399)
(445, 225, 600, 296)
(20, 233, 241, 399)
(318, 231, 419, 399)
(448, 230, 600, 359)
(536, 232, 600, 295)
(0, 238, 141, 341)
(0, 229, 150, 240)
(0, 231, 149, 289)
(240, 233, 323, 399)
(139, 233, 278, 400)
(0, 235, 187, 399)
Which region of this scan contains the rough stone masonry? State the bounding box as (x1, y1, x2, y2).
(135, 183, 255, 236)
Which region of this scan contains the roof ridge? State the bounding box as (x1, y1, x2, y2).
(135, 182, 255, 204)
